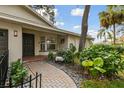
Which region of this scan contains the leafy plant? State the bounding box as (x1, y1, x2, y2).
(10, 59, 28, 86)
(93, 57, 104, 67)
(82, 60, 93, 67)
(48, 51, 55, 61)
(80, 44, 124, 79)
(56, 50, 66, 56)
(82, 57, 106, 79)
(74, 52, 81, 65)
(56, 43, 78, 64)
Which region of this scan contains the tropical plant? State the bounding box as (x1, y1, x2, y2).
(79, 5, 91, 52)
(48, 51, 55, 61)
(73, 52, 81, 65)
(97, 28, 113, 42)
(63, 43, 77, 63)
(56, 50, 66, 56)
(82, 57, 106, 79)
(99, 5, 124, 44)
(80, 44, 124, 79)
(56, 43, 78, 64)
(10, 59, 28, 86)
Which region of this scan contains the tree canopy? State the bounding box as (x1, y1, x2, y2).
(31, 5, 56, 24)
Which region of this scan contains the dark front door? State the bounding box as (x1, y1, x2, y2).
(0, 29, 8, 56)
(23, 33, 34, 57)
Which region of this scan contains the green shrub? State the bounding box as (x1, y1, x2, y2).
(62, 43, 77, 63)
(48, 51, 55, 61)
(56, 50, 66, 56)
(69, 43, 76, 53)
(82, 57, 106, 79)
(74, 52, 81, 65)
(80, 44, 124, 79)
(10, 59, 28, 86)
(56, 43, 78, 64)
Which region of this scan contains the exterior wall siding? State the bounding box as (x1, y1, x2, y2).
(0, 5, 52, 28)
(0, 21, 22, 63)
(67, 35, 92, 50)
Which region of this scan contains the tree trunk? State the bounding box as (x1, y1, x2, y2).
(104, 33, 107, 43)
(79, 5, 91, 52)
(113, 23, 116, 45)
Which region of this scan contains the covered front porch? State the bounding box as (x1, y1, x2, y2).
(22, 27, 68, 61)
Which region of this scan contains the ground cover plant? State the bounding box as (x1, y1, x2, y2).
(10, 59, 28, 86)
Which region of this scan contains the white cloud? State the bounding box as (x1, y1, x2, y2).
(73, 25, 81, 29)
(71, 8, 84, 16)
(55, 21, 64, 26)
(54, 9, 58, 16)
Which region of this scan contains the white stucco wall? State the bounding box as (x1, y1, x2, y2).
(0, 5, 52, 28)
(57, 35, 68, 50)
(67, 35, 92, 50)
(67, 35, 79, 50)
(0, 21, 22, 63)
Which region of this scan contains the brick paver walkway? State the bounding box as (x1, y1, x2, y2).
(25, 62, 77, 88)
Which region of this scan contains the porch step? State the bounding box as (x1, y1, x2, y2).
(23, 55, 48, 63)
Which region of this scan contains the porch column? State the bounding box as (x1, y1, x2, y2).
(45, 36, 47, 51)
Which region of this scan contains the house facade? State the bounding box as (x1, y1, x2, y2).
(0, 5, 94, 63)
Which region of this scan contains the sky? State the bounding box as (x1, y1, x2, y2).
(54, 5, 106, 43)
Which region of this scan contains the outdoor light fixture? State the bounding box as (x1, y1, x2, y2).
(46, 40, 51, 44)
(14, 30, 18, 37)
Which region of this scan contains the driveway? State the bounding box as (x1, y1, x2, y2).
(25, 62, 77, 88)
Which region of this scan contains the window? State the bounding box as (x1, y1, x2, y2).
(0, 32, 5, 37)
(60, 38, 65, 44)
(40, 36, 57, 52)
(47, 44, 56, 51)
(46, 37, 56, 51)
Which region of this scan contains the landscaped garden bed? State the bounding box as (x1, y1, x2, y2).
(47, 44, 124, 88)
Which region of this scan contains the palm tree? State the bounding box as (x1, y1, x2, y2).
(97, 28, 113, 43)
(79, 5, 91, 52)
(99, 5, 124, 45)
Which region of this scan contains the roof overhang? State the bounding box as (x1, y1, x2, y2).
(23, 5, 94, 40)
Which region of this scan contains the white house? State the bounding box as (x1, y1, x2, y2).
(0, 5, 94, 63)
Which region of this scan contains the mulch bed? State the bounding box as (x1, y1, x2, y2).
(47, 61, 83, 88)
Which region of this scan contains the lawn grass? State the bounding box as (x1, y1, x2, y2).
(118, 71, 124, 78)
(80, 79, 124, 88)
(80, 69, 124, 88)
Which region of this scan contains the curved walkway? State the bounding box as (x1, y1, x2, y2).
(25, 62, 77, 88)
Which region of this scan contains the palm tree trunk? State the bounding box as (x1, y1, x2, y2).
(104, 33, 107, 43)
(113, 23, 116, 45)
(79, 5, 91, 52)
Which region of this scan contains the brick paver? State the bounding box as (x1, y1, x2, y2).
(25, 62, 77, 88)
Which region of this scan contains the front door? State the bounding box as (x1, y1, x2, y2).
(23, 33, 34, 57)
(0, 29, 8, 56)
